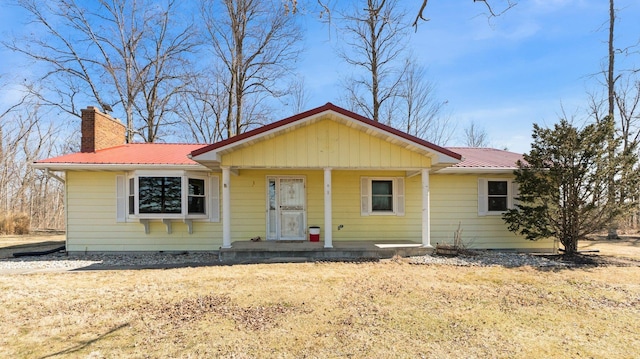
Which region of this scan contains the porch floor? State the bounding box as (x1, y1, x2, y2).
(219, 240, 433, 263)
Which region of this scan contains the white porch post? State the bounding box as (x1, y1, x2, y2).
(222, 166, 232, 248)
(324, 168, 333, 248)
(421, 169, 432, 248)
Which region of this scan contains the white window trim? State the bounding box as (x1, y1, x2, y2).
(478, 178, 519, 216)
(361, 177, 405, 216)
(117, 171, 219, 221)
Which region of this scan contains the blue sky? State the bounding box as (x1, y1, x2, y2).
(298, 0, 639, 153)
(1, 0, 639, 154)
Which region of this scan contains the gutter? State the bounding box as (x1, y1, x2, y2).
(32, 163, 210, 172)
(435, 167, 518, 174)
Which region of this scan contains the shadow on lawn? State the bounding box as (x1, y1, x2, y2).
(0, 240, 65, 259)
(533, 253, 640, 271)
(39, 323, 129, 359)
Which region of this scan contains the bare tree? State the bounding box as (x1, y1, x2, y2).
(201, 0, 304, 138)
(412, 0, 518, 28)
(4, 0, 198, 143)
(285, 76, 311, 115)
(0, 102, 65, 233)
(585, 0, 640, 235)
(605, 0, 620, 238)
(338, 0, 409, 123)
(176, 67, 231, 143)
(396, 60, 453, 145)
(463, 121, 490, 147)
(283, 1, 518, 29)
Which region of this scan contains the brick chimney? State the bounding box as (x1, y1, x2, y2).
(80, 106, 126, 153)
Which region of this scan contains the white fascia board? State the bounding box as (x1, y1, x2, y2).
(31, 163, 210, 172)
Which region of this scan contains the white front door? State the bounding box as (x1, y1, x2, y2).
(267, 177, 306, 240)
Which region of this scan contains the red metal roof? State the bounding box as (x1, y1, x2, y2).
(447, 147, 523, 168)
(35, 144, 522, 170)
(190, 102, 463, 161)
(35, 143, 206, 165)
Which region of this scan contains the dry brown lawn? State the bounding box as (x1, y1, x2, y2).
(1, 235, 639, 358)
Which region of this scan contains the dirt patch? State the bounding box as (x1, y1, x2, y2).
(142, 294, 304, 331)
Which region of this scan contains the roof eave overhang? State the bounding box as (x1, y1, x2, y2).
(31, 163, 210, 171)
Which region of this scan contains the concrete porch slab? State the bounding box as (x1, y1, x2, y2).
(219, 240, 432, 262)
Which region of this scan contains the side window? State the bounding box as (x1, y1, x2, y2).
(128, 177, 135, 215)
(487, 181, 508, 211)
(478, 178, 517, 216)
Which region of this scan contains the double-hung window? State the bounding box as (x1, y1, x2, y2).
(478, 178, 518, 216)
(361, 177, 405, 216)
(188, 178, 206, 214)
(116, 171, 219, 222)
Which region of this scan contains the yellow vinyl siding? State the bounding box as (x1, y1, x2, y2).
(222, 169, 420, 242)
(430, 174, 554, 250)
(66, 171, 222, 252)
(226, 170, 324, 241)
(64, 168, 553, 251)
(221, 118, 431, 168)
(330, 171, 420, 241)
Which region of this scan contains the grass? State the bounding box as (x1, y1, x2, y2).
(0, 237, 639, 358)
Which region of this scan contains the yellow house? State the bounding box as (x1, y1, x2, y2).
(33, 103, 554, 253)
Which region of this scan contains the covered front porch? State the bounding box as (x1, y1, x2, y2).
(189, 103, 463, 251)
(217, 167, 435, 250)
(218, 239, 432, 263)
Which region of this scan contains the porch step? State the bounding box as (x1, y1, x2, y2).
(218, 242, 432, 263)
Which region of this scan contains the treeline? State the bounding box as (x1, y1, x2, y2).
(0, 105, 66, 233)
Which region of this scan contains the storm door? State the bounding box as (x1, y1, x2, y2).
(266, 177, 306, 240)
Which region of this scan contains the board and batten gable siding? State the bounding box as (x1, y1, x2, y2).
(429, 173, 554, 250)
(66, 171, 222, 252)
(220, 118, 432, 169)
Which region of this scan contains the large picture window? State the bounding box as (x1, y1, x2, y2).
(138, 176, 182, 214)
(117, 172, 218, 221)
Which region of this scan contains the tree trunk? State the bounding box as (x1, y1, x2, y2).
(607, 0, 619, 239)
